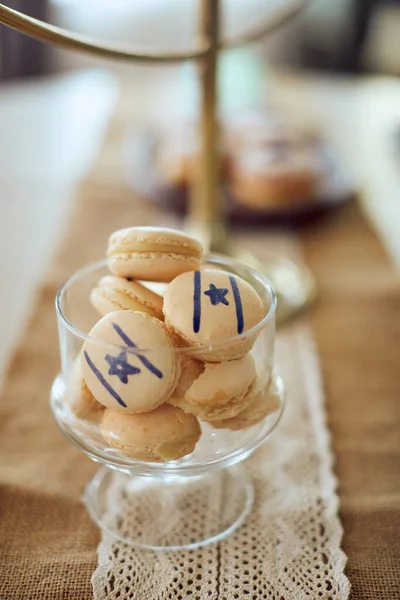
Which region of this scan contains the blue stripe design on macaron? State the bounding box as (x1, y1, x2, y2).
(111, 322, 163, 379)
(83, 350, 128, 408)
(193, 270, 202, 333)
(229, 275, 244, 334)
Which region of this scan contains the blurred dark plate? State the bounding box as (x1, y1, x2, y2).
(125, 130, 355, 228)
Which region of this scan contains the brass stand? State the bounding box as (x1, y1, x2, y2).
(0, 0, 316, 323)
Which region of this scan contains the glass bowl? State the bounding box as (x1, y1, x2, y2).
(51, 254, 285, 549)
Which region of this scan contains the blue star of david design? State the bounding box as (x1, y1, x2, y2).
(204, 283, 230, 306)
(105, 351, 141, 384)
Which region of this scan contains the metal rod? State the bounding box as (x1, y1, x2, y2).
(0, 3, 208, 62)
(188, 0, 225, 252)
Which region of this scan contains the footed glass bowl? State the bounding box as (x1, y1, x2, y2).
(51, 255, 285, 550)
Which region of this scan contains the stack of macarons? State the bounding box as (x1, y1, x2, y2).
(68, 226, 278, 463)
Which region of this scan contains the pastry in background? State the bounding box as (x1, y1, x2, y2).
(155, 126, 198, 187)
(155, 123, 230, 187)
(224, 109, 289, 154)
(230, 143, 323, 209)
(153, 111, 324, 210)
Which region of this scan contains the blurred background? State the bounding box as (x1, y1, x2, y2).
(2, 0, 400, 78)
(0, 0, 399, 381)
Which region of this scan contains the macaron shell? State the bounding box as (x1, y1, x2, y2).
(67, 357, 105, 421)
(107, 226, 203, 282)
(107, 226, 203, 258)
(163, 269, 265, 360)
(81, 311, 180, 413)
(185, 354, 256, 406)
(168, 380, 257, 422)
(91, 275, 163, 319)
(109, 252, 201, 283)
(175, 357, 205, 397)
(100, 404, 201, 461)
(212, 380, 281, 430)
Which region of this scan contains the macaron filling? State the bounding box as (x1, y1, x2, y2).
(108, 242, 201, 258)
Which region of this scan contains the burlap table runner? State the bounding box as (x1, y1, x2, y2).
(1, 90, 399, 599)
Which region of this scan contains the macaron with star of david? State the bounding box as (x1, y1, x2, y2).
(163, 268, 265, 361)
(81, 310, 180, 413)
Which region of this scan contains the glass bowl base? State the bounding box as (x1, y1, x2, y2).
(84, 464, 254, 550)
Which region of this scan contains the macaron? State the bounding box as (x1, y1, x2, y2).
(230, 145, 319, 209)
(168, 355, 257, 422)
(163, 268, 265, 361)
(91, 275, 163, 320)
(156, 122, 230, 187)
(66, 357, 105, 422)
(174, 357, 205, 399)
(81, 310, 180, 413)
(107, 226, 203, 282)
(185, 353, 256, 405)
(212, 379, 281, 430)
(100, 404, 201, 462)
(169, 379, 257, 423)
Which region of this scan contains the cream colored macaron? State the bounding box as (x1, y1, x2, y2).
(100, 404, 201, 462)
(66, 357, 105, 422)
(185, 353, 256, 405)
(163, 269, 265, 361)
(212, 379, 281, 430)
(168, 355, 257, 422)
(231, 145, 319, 209)
(81, 310, 180, 413)
(107, 226, 203, 282)
(169, 379, 256, 423)
(91, 275, 163, 320)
